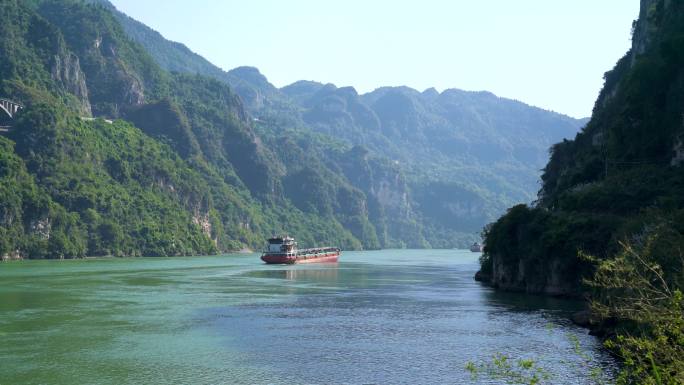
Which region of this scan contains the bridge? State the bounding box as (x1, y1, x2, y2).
(0, 98, 23, 119)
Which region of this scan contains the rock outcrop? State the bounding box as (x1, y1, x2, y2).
(51, 52, 92, 116)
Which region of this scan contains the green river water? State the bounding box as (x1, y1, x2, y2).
(0, 249, 616, 384)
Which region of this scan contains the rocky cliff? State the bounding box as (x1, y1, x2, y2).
(479, 0, 684, 296)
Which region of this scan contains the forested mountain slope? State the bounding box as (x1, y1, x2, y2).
(0, 0, 588, 259)
(92, 0, 587, 246)
(0, 0, 365, 258)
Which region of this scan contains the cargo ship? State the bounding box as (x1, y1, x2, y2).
(260, 236, 340, 264)
(469, 242, 483, 252)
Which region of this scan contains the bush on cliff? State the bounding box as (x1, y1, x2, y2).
(481, 204, 617, 293)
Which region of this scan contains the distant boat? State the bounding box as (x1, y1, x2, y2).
(261, 236, 340, 264)
(469, 242, 483, 252)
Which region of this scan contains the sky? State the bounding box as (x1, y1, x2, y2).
(110, 1, 640, 118)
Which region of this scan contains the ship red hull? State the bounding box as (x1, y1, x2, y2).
(261, 251, 340, 264)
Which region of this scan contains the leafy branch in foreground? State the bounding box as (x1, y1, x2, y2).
(583, 223, 684, 385)
(465, 331, 611, 385)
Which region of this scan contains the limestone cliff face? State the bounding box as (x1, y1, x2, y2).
(368, 164, 412, 220)
(634, 0, 684, 168)
(51, 52, 92, 116)
(83, 35, 147, 116)
(599, 0, 674, 109)
(192, 211, 215, 246)
(487, 252, 580, 297)
(632, 0, 672, 58)
(36, 2, 150, 117)
(333, 146, 427, 248)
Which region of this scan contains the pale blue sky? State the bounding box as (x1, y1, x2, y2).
(110, 1, 639, 118)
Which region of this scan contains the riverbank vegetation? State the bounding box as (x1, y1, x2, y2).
(585, 223, 684, 385)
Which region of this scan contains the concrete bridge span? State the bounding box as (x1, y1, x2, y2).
(0, 98, 23, 119)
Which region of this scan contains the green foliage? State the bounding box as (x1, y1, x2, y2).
(479, 0, 684, 287)
(0, 0, 397, 257)
(585, 223, 684, 385)
(540, 1, 684, 208)
(466, 329, 614, 385)
(36, 0, 169, 116)
(105, 0, 588, 248)
(2, 99, 225, 257)
(480, 203, 618, 292)
(0, 0, 591, 255)
(166, 73, 283, 198)
(125, 99, 200, 159)
(466, 353, 551, 385)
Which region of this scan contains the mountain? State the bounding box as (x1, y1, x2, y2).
(289, 82, 584, 197)
(85, 0, 300, 117)
(0, 0, 366, 258)
(279, 81, 586, 245)
(0, 0, 587, 259)
(95, 0, 586, 244)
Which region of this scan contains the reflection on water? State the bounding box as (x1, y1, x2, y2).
(483, 285, 585, 313)
(0, 250, 617, 385)
(244, 263, 339, 282)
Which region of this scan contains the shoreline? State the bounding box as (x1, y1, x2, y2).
(3, 247, 484, 261)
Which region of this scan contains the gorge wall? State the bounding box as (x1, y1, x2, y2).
(478, 0, 684, 296)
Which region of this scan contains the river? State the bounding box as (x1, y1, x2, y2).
(0, 249, 616, 384)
